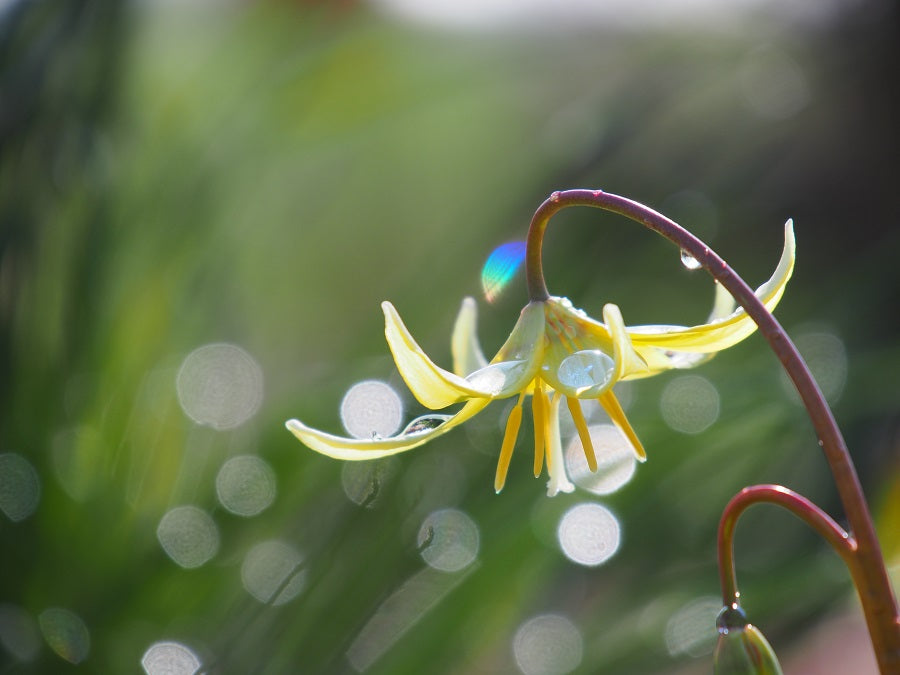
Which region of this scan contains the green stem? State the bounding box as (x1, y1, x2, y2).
(525, 189, 899, 672)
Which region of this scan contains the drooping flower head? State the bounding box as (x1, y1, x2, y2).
(287, 190, 795, 495)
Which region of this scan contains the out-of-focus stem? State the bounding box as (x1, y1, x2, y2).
(525, 189, 899, 672)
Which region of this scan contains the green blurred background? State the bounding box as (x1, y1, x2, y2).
(1, 0, 898, 673)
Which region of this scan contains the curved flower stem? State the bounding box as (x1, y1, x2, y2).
(525, 189, 899, 672)
(717, 484, 856, 608)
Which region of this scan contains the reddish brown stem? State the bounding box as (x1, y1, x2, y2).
(717, 484, 856, 607)
(525, 189, 900, 672)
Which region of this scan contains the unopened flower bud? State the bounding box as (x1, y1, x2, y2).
(713, 605, 783, 675)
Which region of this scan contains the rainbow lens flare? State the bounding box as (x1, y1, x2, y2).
(481, 241, 526, 303)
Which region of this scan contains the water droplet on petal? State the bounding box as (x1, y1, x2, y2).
(466, 360, 527, 395)
(680, 249, 702, 270)
(557, 350, 614, 391)
(481, 241, 526, 303)
(402, 415, 452, 436)
(661, 349, 709, 369)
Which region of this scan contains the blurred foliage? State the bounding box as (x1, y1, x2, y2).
(1, 0, 898, 673)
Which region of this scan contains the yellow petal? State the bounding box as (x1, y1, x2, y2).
(603, 303, 650, 381)
(285, 398, 490, 461)
(490, 301, 547, 365)
(451, 297, 489, 377)
(384, 301, 545, 409)
(463, 302, 546, 397)
(383, 302, 491, 409)
(628, 220, 795, 361)
(708, 280, 736, 321)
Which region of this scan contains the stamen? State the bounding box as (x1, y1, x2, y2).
(599, 390, 647, 461)
(545, 393, 560, 473)
(494, 396, 524, 494)
(532, 381, 548, 477)
(566, 396, 598, 472)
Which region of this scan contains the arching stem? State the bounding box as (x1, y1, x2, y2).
(525, 189, 899, 672)
(717, 484, 856, 608)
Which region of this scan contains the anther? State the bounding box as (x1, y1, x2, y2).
(532, 382, 548, 477)
(599, 391, 646, 461)
(566, 397, 598, 472)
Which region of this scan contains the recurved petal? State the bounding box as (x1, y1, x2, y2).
(383, 302, 492, 409)
(285, 398, 490, 461)
(467, 301, 545, 398)
(451, 297, 489, 377)
(708, 280, 736, 321)
(628, 220, 795, 360)
(603, 303, 650, 382)
(454, 302, 544, 399)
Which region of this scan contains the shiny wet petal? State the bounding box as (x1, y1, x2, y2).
(285, 399, 490, 461)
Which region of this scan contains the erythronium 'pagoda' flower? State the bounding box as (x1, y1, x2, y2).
(286, 198, 794, 496)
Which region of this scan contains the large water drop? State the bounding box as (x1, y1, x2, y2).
(466, 360, 527, 395)
(680, 249, 702, 270)
(557, 350, 614, 391)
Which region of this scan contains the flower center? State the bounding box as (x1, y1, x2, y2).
(493, 300, 600, 494)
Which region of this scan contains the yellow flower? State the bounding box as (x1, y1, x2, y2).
(286, 222, 794, 495)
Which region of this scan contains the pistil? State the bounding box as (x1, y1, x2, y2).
(532, 380, 549, 477)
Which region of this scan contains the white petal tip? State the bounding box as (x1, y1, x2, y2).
(546, 481, 576, 497)
(285, 419, 303, 432)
